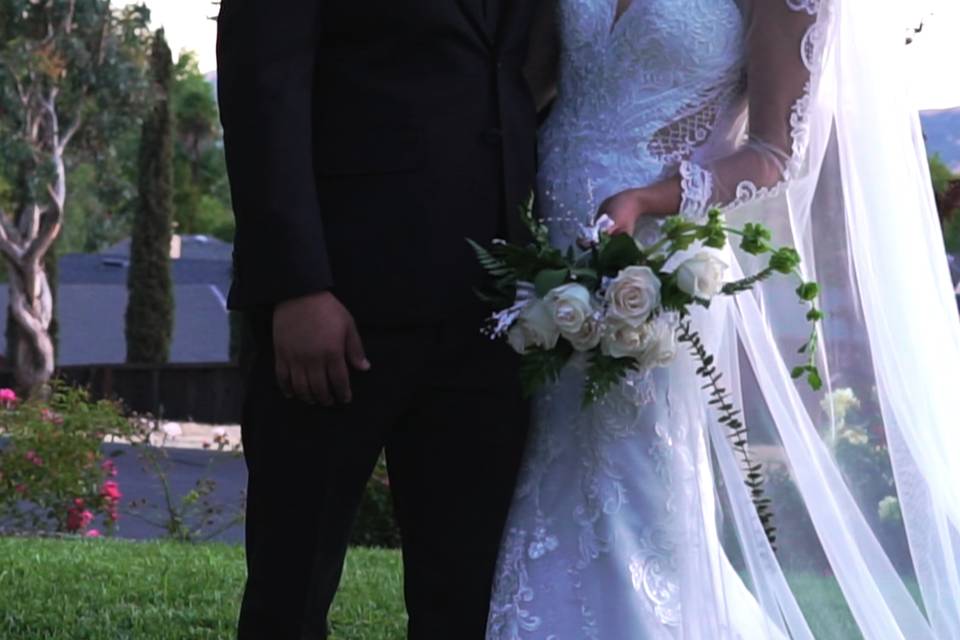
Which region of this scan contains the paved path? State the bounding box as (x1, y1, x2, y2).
(102, 424, 248, 544)
(103, 440, 248, 544)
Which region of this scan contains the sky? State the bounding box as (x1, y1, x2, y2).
(147, 0, 219, 73)
(147, 0, 959, 110)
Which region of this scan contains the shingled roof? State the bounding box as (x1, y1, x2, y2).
(0, 237, 234, 366)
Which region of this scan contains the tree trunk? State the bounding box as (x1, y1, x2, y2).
(7, 254, 55, 399)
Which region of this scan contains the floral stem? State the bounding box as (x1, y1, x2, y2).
(676, 320, 778, 549)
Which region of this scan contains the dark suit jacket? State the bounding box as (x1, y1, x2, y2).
(216, 0, 540, 326)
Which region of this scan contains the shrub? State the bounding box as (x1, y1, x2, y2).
(351, 453, 401, 549)
(0, 379, 136, 536)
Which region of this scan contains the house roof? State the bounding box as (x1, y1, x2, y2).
(58, 253, 232, 292)
(0, 241, 237, 366)
(101, 234, 234, 262)
(0, 283, 230, 366)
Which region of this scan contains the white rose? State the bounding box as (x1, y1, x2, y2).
(640, 317, 679, 368)
(567, 316, 603, 352)
(675, 252, 728, 300)
(605, 266, 661, 327)
(507, 299, 560, 354)
(601, 315, 678, 367)
(545, 283, 594, 336)
(601, 320, 655, 359)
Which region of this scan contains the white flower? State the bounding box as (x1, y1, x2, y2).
(161, 422, 182, 439)
(605, 266, 661, 327)
(675, 251, 728, 300)
(877, 496, 902, 523)
(821, 387, 860, 422)
(567, 316, 603, 352)
(601, 319, 654, 360)
(839, 427, 869, 446)
(601, 315, 679, 367)
(212, 426, 228, 438)
(545, 283, 594, 335)
(507, 299, 560, 354)
(641, 316, 679, 368)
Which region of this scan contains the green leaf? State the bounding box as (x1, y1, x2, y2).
(534, 268, 570, 298)
(598, 233, 644, 274)
(807, 368, 823, 391)
(807, 308, 825, 322)
(466, 238, 512, 277)
(570, 267, 601, 289)
(791, 366, 806, 379)
(582, 353, 639, 407)
(739, 223, 773, 255)
(796, 282, 820, 302)
(769, 247, 802, 274)
(519, 344, 574, 398)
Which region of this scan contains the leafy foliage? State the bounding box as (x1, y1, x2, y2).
(0, 379, 136, 535)
(583, 353, 640, 407)
(519, 342, 574, 399)
(676, 321, 777, 548)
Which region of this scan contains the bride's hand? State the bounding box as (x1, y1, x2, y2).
(596, 188, 646, 236)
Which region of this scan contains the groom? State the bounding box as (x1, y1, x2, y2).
(216, 1, 544, 638)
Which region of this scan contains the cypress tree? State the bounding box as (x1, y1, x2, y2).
(125, 29, 175, 364)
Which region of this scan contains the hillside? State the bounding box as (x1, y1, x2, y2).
(921, 108, 960, 171)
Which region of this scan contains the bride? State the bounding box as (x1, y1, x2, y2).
(486, 0, 960, 638)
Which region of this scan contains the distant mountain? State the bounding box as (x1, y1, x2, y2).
(921, 108, 960, 172)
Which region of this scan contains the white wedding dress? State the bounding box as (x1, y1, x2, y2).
(487, 1, 960, 639)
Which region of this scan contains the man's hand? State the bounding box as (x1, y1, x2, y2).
(272, 291, 370, 406)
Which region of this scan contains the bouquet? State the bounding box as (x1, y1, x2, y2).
(469, 200, 824, 545)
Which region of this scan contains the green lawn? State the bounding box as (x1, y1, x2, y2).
(0, 536, 908, 639)
(0, 537, 406, 640)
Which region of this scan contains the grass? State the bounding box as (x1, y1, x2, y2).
(0, 536, 919, 639)
(0, 536, 406, 640)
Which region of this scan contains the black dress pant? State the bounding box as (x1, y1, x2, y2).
(235, 308, 530, 640)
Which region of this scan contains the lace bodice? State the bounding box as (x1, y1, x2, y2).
(538, 0, 822, 244)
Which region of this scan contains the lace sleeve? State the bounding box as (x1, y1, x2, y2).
(678, 0, 825, 220)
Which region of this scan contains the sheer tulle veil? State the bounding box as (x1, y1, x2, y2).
(697, 0, 960, 637)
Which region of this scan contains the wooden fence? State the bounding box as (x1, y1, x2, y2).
(0, 362, 246, 424)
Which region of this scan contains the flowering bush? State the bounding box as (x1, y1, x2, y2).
(0, 379, 136, 536)
(123, 417, 245, 543)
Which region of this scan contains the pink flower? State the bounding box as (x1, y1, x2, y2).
(25, 451, 43, 466)
(85, 529, 102, 538)
(100, 480, 122, 501)
(74, 498, 86, 508)
(14, 483, 28, 495)
(0, 388, 17, 408)
(101, 460, 118, 477)
(40, 408, 63, 425)
(66, 508, 94, 532)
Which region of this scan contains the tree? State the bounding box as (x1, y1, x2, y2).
(931, 155, 960, 255)
(125, 29, 174, 364)
(0, 0, 150, 395)
(170, 52, 233, 241)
